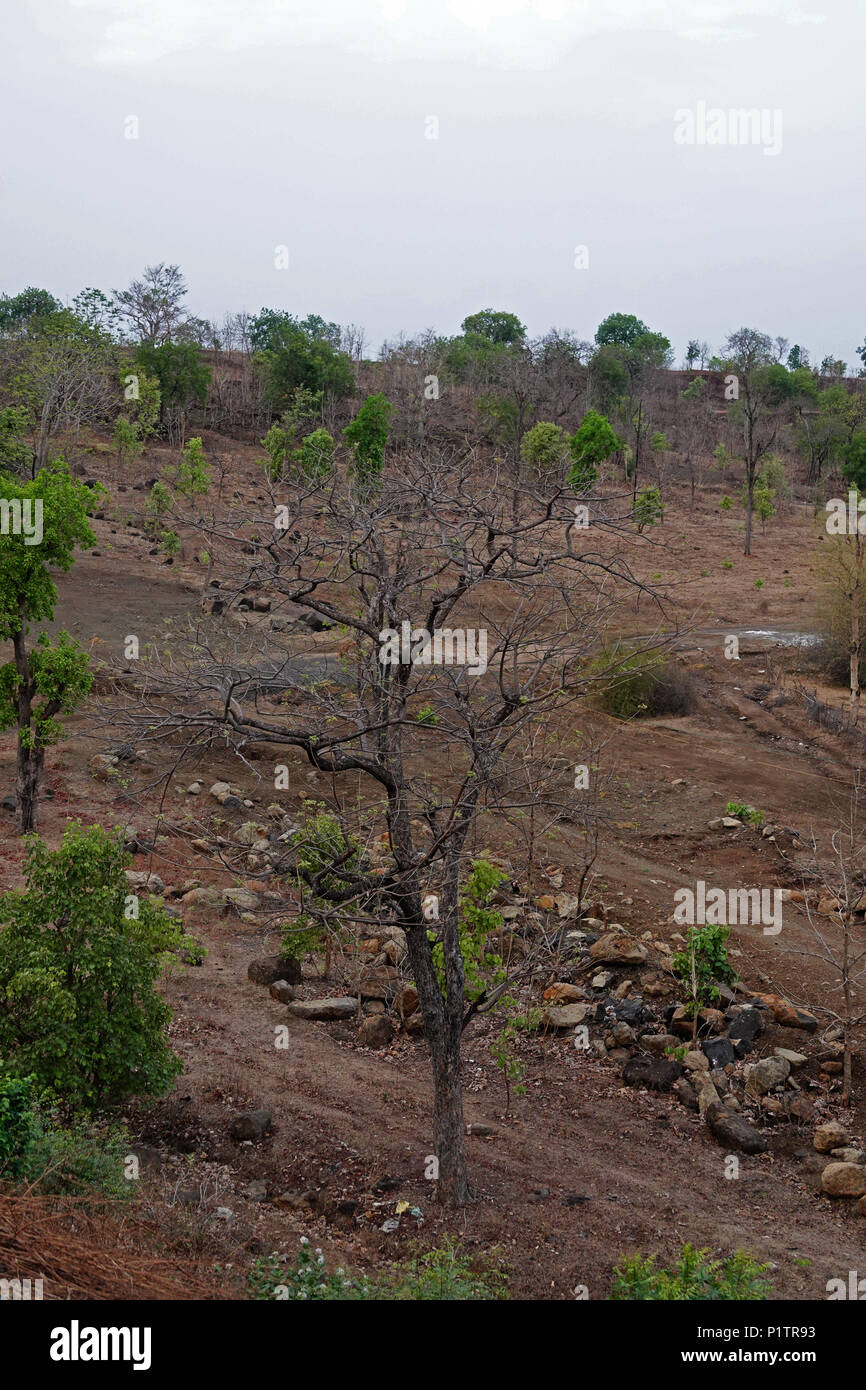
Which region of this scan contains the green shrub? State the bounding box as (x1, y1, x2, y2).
(611, 1245, 771, 1300)
(0, 1073, 39, 1176)
(724, 799, 764, 827)
(590, 647, 695, 719)
(0, 823, 196, 1108)
(0, 1074, 131, 1197)
(520, 422, 569, 475)
(281, 805, 360, 963)
(671, 924, 737, 1016)
(293, 428, 335, 483)
(633, 487, 664, 531)
(249, 1238, 508, 1301)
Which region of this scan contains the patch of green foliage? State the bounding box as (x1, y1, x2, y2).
(611, 1245, 771, 1301)
(671, 924, 737, 1017)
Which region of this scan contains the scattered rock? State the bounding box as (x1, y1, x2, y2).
(814, 1120, 849, 1153)
(589, 933, 648, 965)
(702, 1037, 736, 1069)
(746, 1055, 791, 1095)
(248, 955, 303, 986)
(622, 1057, 682, 1091)
(230, 1110, 271, 1142)
(705, 1102, 767, 1154)
(269, 980, 296, 1003)
(830, 1148, 866, 1165)
(288, 997, 358, 1021)
(821, 1163, 866, 1197)
(358, 1014, 395, 1048)
(540, 1003, 588, 1030)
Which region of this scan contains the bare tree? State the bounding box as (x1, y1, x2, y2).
(113, 263, 189, 345)
(109, 448, 663, 1204)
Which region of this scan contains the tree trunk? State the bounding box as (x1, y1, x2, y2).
(16, 742, 42, 833)
(431, 1041, 471, 1205)
(404, 914, 470, 1207)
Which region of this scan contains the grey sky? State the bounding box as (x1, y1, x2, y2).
(1, 0, 862, 365)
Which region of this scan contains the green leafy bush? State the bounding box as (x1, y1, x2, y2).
(0, 823, 196, 1108)
(520, 421, 569, 475)
(611, 1245, 771, 1300)
(0, 1073, 130, 1196)
(590, 647, 695, 719)
(633, 487, 664, 531)
(249, 1238, 508, 1301)
(724, 799, 764, 827)
(671, 924, 737, 1016)
(282, 805, 360, 964)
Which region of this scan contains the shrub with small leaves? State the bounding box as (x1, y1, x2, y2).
(611, 1245, 771, 1300)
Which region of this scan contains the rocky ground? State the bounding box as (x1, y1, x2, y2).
(2, 442, 866, 1300)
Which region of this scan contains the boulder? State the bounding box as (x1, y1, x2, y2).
(358, 1015, 395, 1049)
(589, 933, 648, 965)
(125, 870, 166, 894)
(746, 1055, 791, 1095)
(814, 1120, 849, 1153)
(540, 1003, 589, 1030)
(749, 992, 818, 1032)
(705, 1103, 767, 1154)
(821, 1163, 866, 1197)
(224, 886, 260, 914)
(622, 1057, 682, 1091)
(230, 1109, 271, 1142)
(248, 955, 303, 986)
(702, 1037, 736, 1069)
(288, 997, 358, 1021)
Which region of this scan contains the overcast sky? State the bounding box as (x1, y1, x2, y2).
(1, 1, 863, 365)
